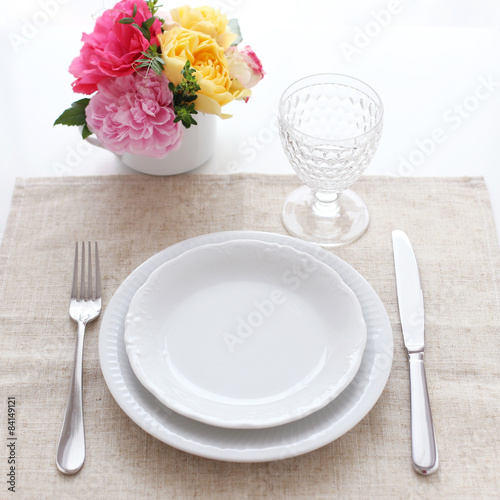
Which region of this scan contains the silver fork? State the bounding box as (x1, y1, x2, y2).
(56, 242, 101, 475)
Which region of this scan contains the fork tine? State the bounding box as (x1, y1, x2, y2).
(80, 242, 86, 301)
(95, 242, 101, 300)
(71, 243, 78, 299)
(87, 242, 93, 301)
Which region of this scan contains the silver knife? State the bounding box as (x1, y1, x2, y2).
(392, 230, 439, 475)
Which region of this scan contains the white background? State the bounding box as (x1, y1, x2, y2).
(1, 0, 500, 242)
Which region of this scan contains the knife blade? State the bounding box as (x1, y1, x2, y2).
(392, 230, 439, 475)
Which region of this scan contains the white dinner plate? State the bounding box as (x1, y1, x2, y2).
(99, 231, 393, 462)
(124, 240, 367, 429)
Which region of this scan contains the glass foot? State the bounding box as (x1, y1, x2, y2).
(282, 186, 369, 247)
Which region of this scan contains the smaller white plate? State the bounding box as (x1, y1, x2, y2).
(124, 240, 367, 429)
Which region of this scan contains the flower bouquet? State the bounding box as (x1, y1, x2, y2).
(55, 1, 264, 168)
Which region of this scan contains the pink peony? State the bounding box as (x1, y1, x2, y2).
(86, 72, 183, 158)
(226, 45, 265, 91)
(69, 0, 162, 94)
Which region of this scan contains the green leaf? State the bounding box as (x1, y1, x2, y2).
(119, 17, 135, 24)
(134, 61, 149, 70)
(81, 124, 92, 139)
(132, 4, 138, 17)
(228, 19, 243, 46)
(132, 46, 165, 77)
(132, 22, 150, 41)
(54, 98, 90, 127)
(147, 0, 162, 16)
(142, 17, 156, 30)
(151, 61, 163, 74)
(169, 61, 202, 129)
(140, 26, 150, 41)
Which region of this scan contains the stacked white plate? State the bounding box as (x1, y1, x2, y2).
(99, 231, 393, 462)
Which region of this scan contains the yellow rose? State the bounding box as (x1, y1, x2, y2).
(170, 5, 237, 50)
(159, 27, 250, 118)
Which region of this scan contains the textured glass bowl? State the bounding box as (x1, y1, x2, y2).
(279, 74, 383, 246)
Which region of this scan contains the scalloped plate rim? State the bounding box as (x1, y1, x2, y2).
(123, 239, 368, 429)
(98, 231, 393, 462)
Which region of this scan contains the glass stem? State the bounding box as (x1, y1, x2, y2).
(313, 191, 340, 218)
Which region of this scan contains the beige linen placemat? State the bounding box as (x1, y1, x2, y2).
(0, 174, 499, 499)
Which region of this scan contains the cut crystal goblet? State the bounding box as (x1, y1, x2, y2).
(278, 74, 383, 246)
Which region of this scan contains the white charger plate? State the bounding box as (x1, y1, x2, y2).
(124, 240, 367, 429)
(99, 231, 393, 462)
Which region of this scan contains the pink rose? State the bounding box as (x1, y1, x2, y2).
(86, 72, 183, 158)
(226, 45, 265, 90)
(69, 0, 162, 94)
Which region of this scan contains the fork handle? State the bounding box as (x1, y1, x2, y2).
(56, 321, 86, 474)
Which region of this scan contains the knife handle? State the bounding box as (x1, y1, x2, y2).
(408, 352, 439, 475)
